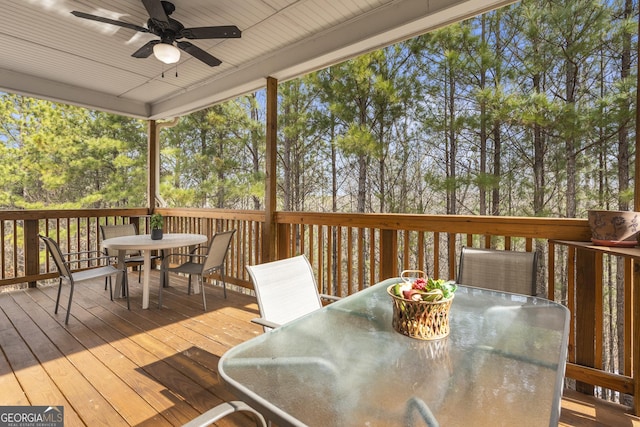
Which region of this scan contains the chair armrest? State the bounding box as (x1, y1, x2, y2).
(63, 251, 117, 267)
(189, 245, 208, 255)
(63, 249, 100, 256)
(63, 250, 112, 260)
(320, 293, 341, 302)
(405, 397, 439, 427)
(161, 252, 206, 267)
(251, 317, 282, 329)
(67, 255, 115, 263)
(182, 401, 266, 427)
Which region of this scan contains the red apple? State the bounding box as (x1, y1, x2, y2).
(403, 289, 423, 301)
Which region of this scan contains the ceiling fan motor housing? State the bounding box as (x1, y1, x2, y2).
(148, 17, 183, 43)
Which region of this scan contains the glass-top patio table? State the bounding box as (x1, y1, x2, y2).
(219, 277, 570, 426)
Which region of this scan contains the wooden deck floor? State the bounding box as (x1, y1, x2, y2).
(0, 271, 639, 427)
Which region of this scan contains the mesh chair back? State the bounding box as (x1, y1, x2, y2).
(39, 235, 72, 279)
(246, 255, 323, 328)
(100, 224, 140, 257)
(457, 247, 538, 296)
(203, 230, 236, 273)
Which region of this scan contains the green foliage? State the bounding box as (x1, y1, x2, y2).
(0, 94, 147, 209)
(336, 125, 377, 157)
(150, 213, 163, 229)
(159, 97, 264, 209)
(0, 0, 635, 219)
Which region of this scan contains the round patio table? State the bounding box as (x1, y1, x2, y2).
(102, 233, 207, 309)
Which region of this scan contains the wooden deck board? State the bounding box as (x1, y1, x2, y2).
(65, 281, 248, 425)
(18, 289, 169, 426)
(0, 271, 638, 426)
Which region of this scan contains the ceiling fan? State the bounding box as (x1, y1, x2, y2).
(71, 0, 241, 67)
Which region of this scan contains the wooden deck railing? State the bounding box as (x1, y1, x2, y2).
(1, 207, 636, 411)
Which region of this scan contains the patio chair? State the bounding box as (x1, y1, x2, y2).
(100, 223, 162, 296)
(456, 247, 538, 296)
(159, 229, 235, 310)
(246, 254, 340, 331)
(405, 397, 439, 427)
(183, 401, 266, 427)
(39, 234, 126, 325)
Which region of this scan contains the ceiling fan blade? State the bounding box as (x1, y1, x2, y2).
(71, 11, 149, 33)
(180, 26, 241, 40)
(176, 41, 221, 67)
(142, 0, 169, 28)
(132, 40, 160, 58)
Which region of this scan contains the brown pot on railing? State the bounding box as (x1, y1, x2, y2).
(587, 210, 640, 247)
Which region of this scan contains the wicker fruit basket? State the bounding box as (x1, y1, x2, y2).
(387, 270, 456, 340)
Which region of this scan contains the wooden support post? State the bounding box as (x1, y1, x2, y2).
(635, 4, 640, 213)
(634, 260, 640, 415)
(277, 223, 291, 260)
(263, 77, 278, 262)
(632, 9, 639, 411)
(25, 219, 39, 288)
(575, 248, 596, 394)
(448, 232, 457, 280)
(148, 119, 158, 211)
(381, 229, 397, 279)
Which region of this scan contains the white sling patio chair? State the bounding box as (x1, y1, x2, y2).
(185, 255, 341, 426)
(159, 229, 235, 310)
(246, 254, 340, 332)
(457, 247, 538, 296)
(40, 234, 126, 324)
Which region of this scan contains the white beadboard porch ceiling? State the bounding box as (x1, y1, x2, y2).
(1, 0, 515, 120)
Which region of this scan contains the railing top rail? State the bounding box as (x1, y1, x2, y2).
(158, 208, 265, 222)
(275, 211, 591, 240)
(0, 208, 149, 221)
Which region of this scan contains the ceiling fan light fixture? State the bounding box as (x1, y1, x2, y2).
(153, 42, 180, 64)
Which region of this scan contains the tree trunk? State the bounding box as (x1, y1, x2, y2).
(565, 57, 578, 218)
(491, 122, 501, 216)
(446, 64, 457, 216)
(250, 95, 262, 210)
(479, 15, 487, 215)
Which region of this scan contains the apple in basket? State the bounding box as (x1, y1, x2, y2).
(392, 277, 457, 302)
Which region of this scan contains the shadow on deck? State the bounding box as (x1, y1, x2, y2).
(0, 271, 638, 426)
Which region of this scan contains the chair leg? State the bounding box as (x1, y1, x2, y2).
(158, 273, 165, 308)
(200, 275, 206, 311)
(159, 258, 170, 308)
(124, 271, 130, 310)
(221, 267, 227, 299)
(187, 276, 192, 295)
(65, 281, 75, 325)
(121, 269, 127, 298)
(55, 278, 63, 314)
